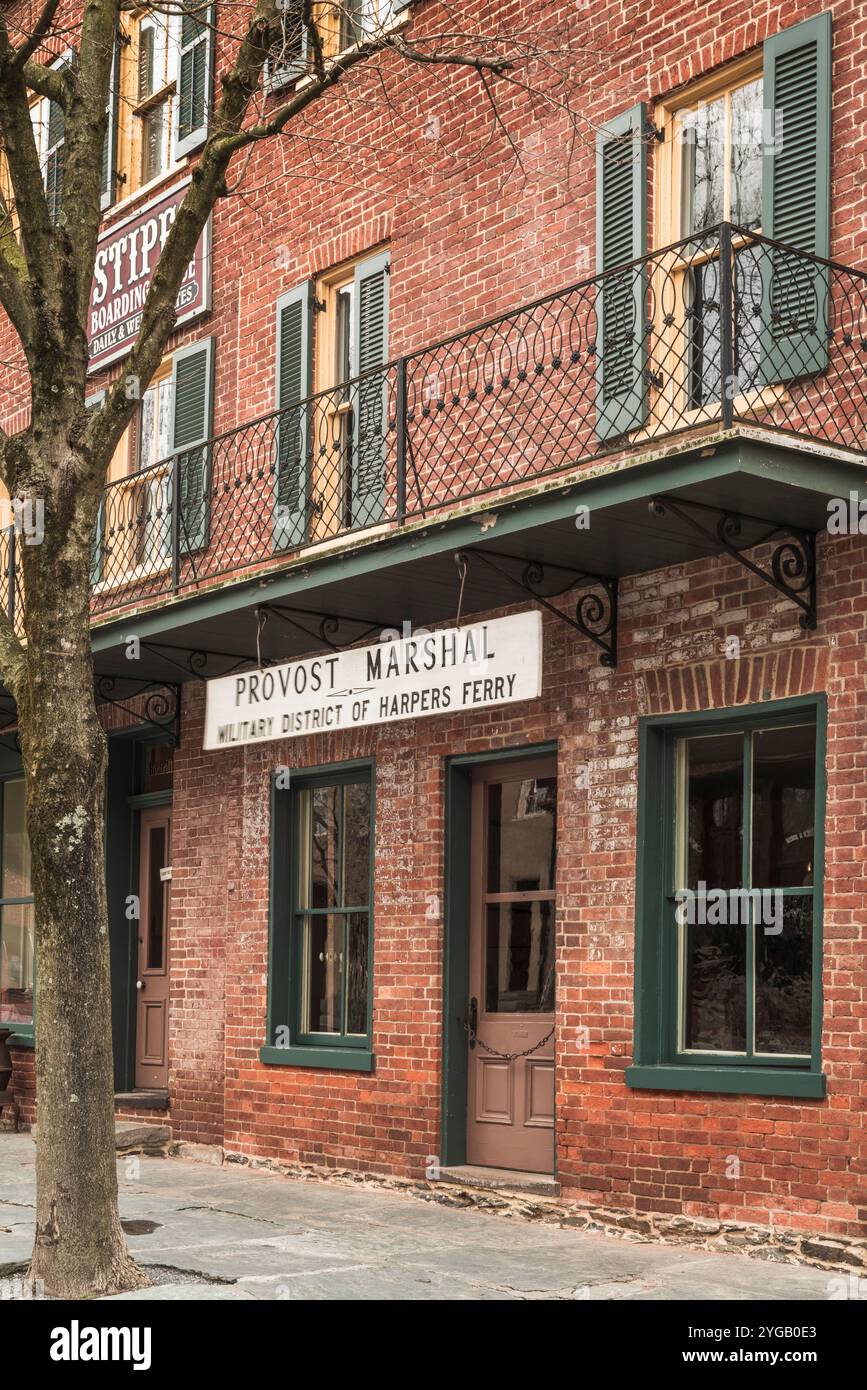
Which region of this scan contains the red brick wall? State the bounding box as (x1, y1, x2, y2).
(4, 1044, 35, 1129)
(155, 526, 864, 1238)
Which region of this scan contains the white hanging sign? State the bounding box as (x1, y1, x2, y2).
(203, 611, 543, 751)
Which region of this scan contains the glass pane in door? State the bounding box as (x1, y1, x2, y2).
(146, 825, 167, 969)
(486, 776, 557, 893)
(485, 901, 555, 1014)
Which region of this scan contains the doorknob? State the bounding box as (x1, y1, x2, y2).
(136, 980, 145, 991)
(467, 996, 478, 1049)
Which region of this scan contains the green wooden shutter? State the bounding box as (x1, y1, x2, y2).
(171, 338, 214, 554)
(175, 2, 214, 159)
(86, 391, 106, 584)
(274, 281, 313, 551)
(351, 250, 390, 528)
(761, 11, 832, 381)
(100, 37, 119, 210)
(44, 96, 65, 225)
(595, 103, 648, 441)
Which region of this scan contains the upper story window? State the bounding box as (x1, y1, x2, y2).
(101, 4, 214, 210)
(1, 70, 66, 235)
(30, 92, 65, 224)
(137, 360, 175, 473)
(274, 248, 390, 550)
(268, 1, 402, 90)
(679, 75, 763, 239)
(134, 10, 177, 186)
(92, 338, 214, 588)
(117, 7, 180, 196)
(595, 12, 832, 444)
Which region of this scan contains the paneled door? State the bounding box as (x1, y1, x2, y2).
(466, 759, 557, 1173)
(134, 808, 172, 1089)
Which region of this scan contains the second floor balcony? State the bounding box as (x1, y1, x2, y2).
(3, 223, 865, 634)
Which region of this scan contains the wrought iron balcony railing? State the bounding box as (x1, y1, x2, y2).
(3, 223, 866, 627)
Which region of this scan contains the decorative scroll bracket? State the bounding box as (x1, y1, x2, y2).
(649, 495, 817, 631)
(258, 602, 397, 653)
(94, 678, 181, 745)
(455, 548, 618, 667)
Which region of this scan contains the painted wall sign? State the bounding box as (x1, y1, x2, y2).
(87, 179, 211, 373)
(203, 611, 543, 751)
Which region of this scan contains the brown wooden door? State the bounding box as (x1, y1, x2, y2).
(134, 808, 172, 1089)
(466, 759, 556, 1174)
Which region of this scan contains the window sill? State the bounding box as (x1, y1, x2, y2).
(4, 1029, 34, 1049)
(102, 162, 187, 228)
(625, 1064, 826, 1099)
(93, 555, 171, 594)
(259, 1044, 374, 1073)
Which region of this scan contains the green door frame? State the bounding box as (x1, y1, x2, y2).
(106, 729, 174, 1093)
(441, 741, 558, 1167)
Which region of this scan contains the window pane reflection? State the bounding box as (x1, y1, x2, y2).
(487, 777, 556, 893)
(342, 783, 370, 906)
(2, 779, 30, 898)
(302, 910, 369, 1037)
(0, 902, 34, 1025)
(683, 96, 725, 235)
(683, 919, 746, 1051)
(304, 914, 342, 1033)
(485, 901, 554, 1014)
(755, 894, 812, 1055)
(684, 734, 743, 889)
(752, 725, 815, 888)
(730, 78, 763, 230)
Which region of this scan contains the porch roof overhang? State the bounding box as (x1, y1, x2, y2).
(83, 430, 864, 687)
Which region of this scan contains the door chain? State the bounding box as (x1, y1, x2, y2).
(466, 997, 554, 1061)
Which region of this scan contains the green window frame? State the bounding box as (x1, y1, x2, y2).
(626, 695, 826, 1099)
(261, 759, 375, 1072)
(0, 775, 35, 1044)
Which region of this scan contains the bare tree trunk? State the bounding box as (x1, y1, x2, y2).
(16, 453, 147, 1298)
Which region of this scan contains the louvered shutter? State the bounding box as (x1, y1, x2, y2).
(595, 103, 648, 441)
(274, 281, 313, 551)
(43, 97, 65, 225)
(100, 37, 119, 211)
(351, 250, 390, 528)
(175, 2, 214, 159)
(760, 12, 832, 382)
(171, 339, 214, 554)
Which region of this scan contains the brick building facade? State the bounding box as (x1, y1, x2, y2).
(1, 0, 865, 1249)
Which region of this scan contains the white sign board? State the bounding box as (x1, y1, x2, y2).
(203, 611, 542, 751)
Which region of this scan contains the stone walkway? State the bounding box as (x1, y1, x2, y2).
(0, 1133, 841, 1300)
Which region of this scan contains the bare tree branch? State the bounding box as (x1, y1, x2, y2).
(13, 0, 64, 69)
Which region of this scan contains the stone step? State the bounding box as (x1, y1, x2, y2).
(114, 1121, 171, 1155)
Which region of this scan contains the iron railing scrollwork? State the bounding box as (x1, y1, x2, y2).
(0, 223, 863, 629)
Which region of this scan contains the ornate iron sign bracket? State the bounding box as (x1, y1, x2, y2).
(454, 548, 618, 667)
(94, 678, 181, 745)
(649, 495, 817, 630)
(258, 602, 398, 653)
